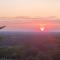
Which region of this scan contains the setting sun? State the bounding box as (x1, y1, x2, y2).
(40, 27, 45, 31)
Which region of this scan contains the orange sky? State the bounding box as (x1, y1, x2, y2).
(0, 0, 60, 31)
(0, 19, 60, 31)
(0, 0, 60, 18)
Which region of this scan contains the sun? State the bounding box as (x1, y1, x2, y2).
(40, 27, 45, 31)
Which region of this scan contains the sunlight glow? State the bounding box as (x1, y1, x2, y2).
(40, 27, 45, 31)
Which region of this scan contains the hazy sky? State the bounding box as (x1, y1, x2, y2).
(0, 0, 60, 18)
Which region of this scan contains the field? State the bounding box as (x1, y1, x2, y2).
(0, 31, 60, 60)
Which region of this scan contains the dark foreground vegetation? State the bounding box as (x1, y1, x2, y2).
(0, 32, 60, 60)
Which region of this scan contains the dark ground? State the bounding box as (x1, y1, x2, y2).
(0, 31, 60, 60)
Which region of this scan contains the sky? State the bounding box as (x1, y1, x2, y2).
(0, 0, 60, 31)
(0, 0, 60, 18)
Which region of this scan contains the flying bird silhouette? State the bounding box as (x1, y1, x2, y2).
(0, 26, 6, 29)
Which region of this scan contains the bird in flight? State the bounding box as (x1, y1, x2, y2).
(0, 26, 6, 29)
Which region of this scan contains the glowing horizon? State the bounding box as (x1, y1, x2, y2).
(0, 0, 60, 31)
